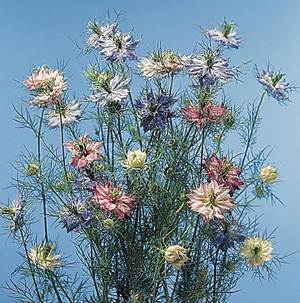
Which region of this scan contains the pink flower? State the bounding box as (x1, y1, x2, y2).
(202, 155, 244, 196)
(64, 133, 104, 172)
(92, 181, 137, 220)
(186, 180, 236, 223)
(183, 101, 229, 130)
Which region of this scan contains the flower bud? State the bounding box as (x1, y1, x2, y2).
(120, 148, 147, 170)
(27, 163, 39, 176)
(255, 185, 264, 197)
(222, 115, 235, 128)
(165, 245, 189, 271)
(260, 165, 278, 184)
(103, 218, 114, 230)
(226, 261, 235, 272)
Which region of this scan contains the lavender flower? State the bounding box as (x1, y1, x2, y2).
(186, 48, 233, 87)
(256, 67, 292, 103)
(134, 91, 173, 132)
(74, 174, 109, 192)
(90, 73, 129, 107)
(210, 218, 245, 250)
(60, 196, 93, 233)
(99, 31, 139, 62)
(46, 101, 83, 129)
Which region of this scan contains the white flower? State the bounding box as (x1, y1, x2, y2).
(120, 148, 147, 170)
(259, 165, 278, 184)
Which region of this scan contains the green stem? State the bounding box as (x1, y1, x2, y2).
(59, 112, 68, 181)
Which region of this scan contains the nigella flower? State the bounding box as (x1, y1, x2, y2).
(28, 242, 62, 271)
(210, 218, 245, 250)
(99, 31, 139, 62)
(46, 101, 83, 129)
(205, 20, 243, 49)
(186, 48, 233, 87)
(60, 196, 93, 233)
(183, 101, 229, 131)
(74, 174, 109, 192)
(64, 133, 104, 172)
(90, 73, 129, 107)
(134, 91, 173, 132)
(186, 180, 236, 223)
(240, 236, 273, 268)
(92, 180, 137, 220)
(256, 67, 292, 104)
(164, 245, 190, 271)
(202, 155, 244, 196)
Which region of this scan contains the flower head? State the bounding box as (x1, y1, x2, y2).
(240, 236, 273, 268)
(259, 165, 278, 184)
(28, 243, 62, 271)
(257, 67, 292, 103)
(120, 148, 147, 170)
(206, 20, 243, 49)
(164, 245, 189, 271)
(64, 133, 104, 172)
(186, 180, 236, 223)
(60, 196, 93, 233)
(92, 181, 137, 220)
(46, 101, 83, 129)
(210, 218, 245, 250)
(186, 48, 233, 87)
(90, 73, 129, 107)
(74, 174, 108, 192)
(27, 163, 39, 176)
(135, 91, 173, 132)
(202, 155, 244, 196)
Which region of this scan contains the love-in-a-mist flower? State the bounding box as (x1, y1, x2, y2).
(164, 245, 189, 271)
(205, 20, 242, 49)
(120, 148, 147, 170)
(60, 196, 93, 233)
(257, 67, 292, 104)
(186, 180, 236, 223)
(74, 174, 109, 192)
(259, 165, 278, 184)
(90, 72, 129, 107)
(28, 243, 62, 271)
(210, 218, 245, 250)
(46, 101, 83, 129)
(240, 236, 273, 268)
(183, 101, 229, 131)
(64, 133, 104, 172)
(203, 155, 244, 196)
(135, 91, 173, 132)
(92, 181, 137, 220)
(24, 66, 67, 107)
(99, 31, 139, 62)
(186, 48, 233, 87)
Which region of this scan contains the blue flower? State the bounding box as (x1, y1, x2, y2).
(60, 196, 93, 233)
(210, 218, 245, 250)
(186, 48, 233, 87)
(74, 174, 109, 192)
(134, 91, 173, 132)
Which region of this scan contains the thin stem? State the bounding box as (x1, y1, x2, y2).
(59, 112, 69, 181)
(212, 248, 220, 303)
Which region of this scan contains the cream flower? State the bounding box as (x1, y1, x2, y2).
(164, 245, 189, 271)
(240, 236, 273, 268)
(260, 165, 278, 184)
(120, 148, 147, 170)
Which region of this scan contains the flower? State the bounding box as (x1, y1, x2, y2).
(120, 148, 147, 170)
(259, 165, 278, 184)
(257, 68, 292, 103)
(183, 101, 229, 131)
(60, 196, 93, 233)
(210, 218, 245, 250)
(64, 133, 104, 172)
(186, 180, 236, 223)
(164, 245, 189, 271)
(92, 181, 137, 220)
(46, 101, 83, 129)
(74, 174, 109, 192)
(90, 73, 129, 107)
(186, 48, 233, 87)
(135, 91, 173, 132)
(27, 163, 39, 176)
(240, 236, 273, 268)
(202, 155, 244, 196)
(28, 243, 62, 271)
(24, 66, 67, 107)
(205, 20, 242, 49)
(99, 31, 139, 62)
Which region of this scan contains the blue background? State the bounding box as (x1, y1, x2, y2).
(0, 0, 299, 302)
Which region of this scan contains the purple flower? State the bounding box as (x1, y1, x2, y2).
(256, 67, 293, 104)
(99, 31, 139, 62)
(210, 218, 245, 250)
(134, 91, 173, 132)
(74, 174, 109, 192)
(60, 196, 93, 233)
(186, 48, 233, 87)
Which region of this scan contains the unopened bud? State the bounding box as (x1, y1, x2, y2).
(165, 245, 189, 271)
(260, 165, 278, 184)
(27, 163, 39, 176)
